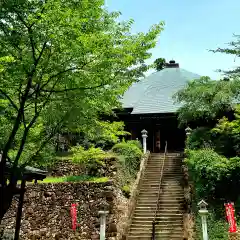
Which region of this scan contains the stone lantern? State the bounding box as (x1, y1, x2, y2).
(141, 129, 148, 154)
(198, 200, 209, 240)
(185, 126, 192, 137)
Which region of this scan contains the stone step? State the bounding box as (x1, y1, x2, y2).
(135, 207, 183, 211)
(142, 178, 182, 182)
(151, 155, 182, 157)
(127, 232, 183, 239)
(141, 186, 183, 190)
(131, 219, 183, 224)
(141, 184, 182, 188)
(144, 174, 182, 177)
(138, 197, 181, 202)
(130, 227, 183, 233)
(139, 189, 183, 193)
(148, 161, 180, 163)
(137, 198, 184, 206)
(133, 212, 183, 217)
(132, 216, 183, 222)
(149, 157, 181, 159)
(147, 160, 181, 162)
(138, 196, 184, 200)
(144, 173, 182, 176)
(146, 163, 178, 166)
(138, 193, 183, 197)
(136, 203, 183, 207)
(161, 184, 183, 187)
(129, 230, 183, 235)
(139, 188, 183, 192)
(147, 164, 181, 166)
(139, 187, 183, 191)
(134, 208, 184, 215)
(140, 185, 182, 188)
(128, 237, 182, 240)
(138, 194, 183, 198)
(135, 206, 184, 211)
(147, 165, 180, 167)
(130, 223, 183, 229)
(141, 183, 182, 187)
(145, 169, 181, 172)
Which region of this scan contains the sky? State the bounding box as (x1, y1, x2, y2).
(105, 0, 240, 79)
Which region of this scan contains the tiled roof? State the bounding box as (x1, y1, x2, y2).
(121, 67, 201, 114)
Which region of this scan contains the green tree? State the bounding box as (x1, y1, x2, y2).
(154, 57, 166, 71)
(0, 0, 164, 221)
(210, 34, 240, 77)
(174, 35, 240, 126)
(176, 34, 240, 220)
(174, 76, 237, 126)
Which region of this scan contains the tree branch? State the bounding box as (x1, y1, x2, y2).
(35, 41, 47, 66)
(22, 111, 27, 129)
(0, 89, 18, 111)
(40, 57, 96, 89)
(28, 29, 37, 63)
(41, 83, 105, 93)
(21, 110, 70, 167)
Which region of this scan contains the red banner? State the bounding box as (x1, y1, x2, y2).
(224, 202, 237, 233)
(70, 203, 78, 230)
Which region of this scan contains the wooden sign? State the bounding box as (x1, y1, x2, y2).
(224, 202, 237, 233)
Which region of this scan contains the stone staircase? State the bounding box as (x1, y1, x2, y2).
(128, 153, 184, 240)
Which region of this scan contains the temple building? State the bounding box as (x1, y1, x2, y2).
(117, 60, 201, 152)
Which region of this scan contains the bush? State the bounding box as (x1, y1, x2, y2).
(186, 148, 240, 216)
(126, 140, 142, 150)
(71, 146, 114, 176)
(122, 185, 131, 198)
(186, 148, 230, 205)
(112, 140, 143, 174)
(195, 213, 228, 240)
(186, 127, 212, 150)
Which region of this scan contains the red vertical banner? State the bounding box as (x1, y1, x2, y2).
(224, 202, 237, 233)
(71, 203, 78, 231)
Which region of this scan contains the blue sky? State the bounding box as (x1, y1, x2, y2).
(105, 0, 240, 79)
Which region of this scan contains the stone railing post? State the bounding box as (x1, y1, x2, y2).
(98, 210, 109, 240)
(141, 129, 148, 154)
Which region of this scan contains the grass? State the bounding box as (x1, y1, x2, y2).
(26, 175, 109, 184)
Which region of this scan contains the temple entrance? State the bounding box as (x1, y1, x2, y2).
(149, 121, 185, 153)
(121, 114, 185, 153)
(152, 125, 169, 152)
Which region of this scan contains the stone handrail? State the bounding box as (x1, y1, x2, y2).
(120, 151, 151, 240)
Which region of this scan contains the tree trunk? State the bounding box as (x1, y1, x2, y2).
(0, 180, 18, 224)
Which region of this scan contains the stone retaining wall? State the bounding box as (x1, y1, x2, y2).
(2, 181, 127, 240)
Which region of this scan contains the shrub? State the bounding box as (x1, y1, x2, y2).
(195, 213, 228, 240)
(112, 140, 143, 174)
(71, 146, 114, 176)
(186, 127, 212, 150)
(186, 148, 230, 201)
(122, 185, 131, 198)
(186, 148, 240, 215)
(126, 140, 142, 150)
